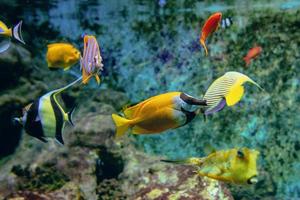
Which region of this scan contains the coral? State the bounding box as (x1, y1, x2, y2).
(11, 163, 69, 192)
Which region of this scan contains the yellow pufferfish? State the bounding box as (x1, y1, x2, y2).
(162, 147, 259, 185)
(46, 43, 81, 70)
(112, 92, 207, 138)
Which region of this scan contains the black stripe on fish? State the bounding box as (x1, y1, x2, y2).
(24, 99, 47, 143)
(180, 107, 196, 126)
(180, 93, 207, 106)
(50, 93, 65, 145)
(221, 17, 233, 29)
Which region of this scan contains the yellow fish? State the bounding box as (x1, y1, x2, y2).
(111, 92, 207, 138)
(0, 20, 25, 53)
(46, 43, 81, 70)
(203, 71, 262, 115)
(162, 147, 259, 185)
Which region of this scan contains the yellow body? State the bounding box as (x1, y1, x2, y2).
(165, 148, 259, 184)
(46, 43, 81, 70)
(0, 21, 12, 37)
(112, 92, 186, 138)
(203, 71, 262, 113)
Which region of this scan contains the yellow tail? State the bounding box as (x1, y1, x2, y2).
(200, 39, 208, 56)
(111, 114, 131, 138)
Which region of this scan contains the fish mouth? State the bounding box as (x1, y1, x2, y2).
(247, 176, 258, 184)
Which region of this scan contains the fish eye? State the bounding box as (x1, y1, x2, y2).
(247, 176, 258, 184)
(237, 150, 244, 158)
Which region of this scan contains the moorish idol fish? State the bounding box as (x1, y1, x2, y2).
(0, 20, 25, 53)
(46, 43, 81, 71)
(112, 92, 207, 138)
(199, 12, 222, 56)
(162, 147, 259, 185)
(14, 77, 82, 145)
(80, 34, 104, 84)
(203, 71, 262, 115)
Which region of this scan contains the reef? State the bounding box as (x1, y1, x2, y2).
(0, 95, 233, 200)
(0, 0, 299, 199)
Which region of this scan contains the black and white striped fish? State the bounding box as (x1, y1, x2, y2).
(14, 77, 81, 145)
(221, 17, 233, 29)
(0, 20, 25, 53)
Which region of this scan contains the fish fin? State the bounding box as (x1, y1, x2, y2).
(0, 21, 9, 31)
(205, 98, 226, 115)
(64, 66, 71, 71)
(225, 85, 244, 106)
(132, 126, 152, 134)
(200, 38, 208, 56)
(12, 21, 25, 44)
(95, 74, 101, 85)
(161, 157, 202, 166)
(0, 38, 11, 53)
(111, 114, 131, 138)
(82, 68, 92, 84)
(243, 57, 250, 66)
(37, 137, 48, 143)
(55, 131, 64, 145)
(67, 106, 75, 126)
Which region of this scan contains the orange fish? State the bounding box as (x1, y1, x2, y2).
(199, 12, 222, 56)
(243, 46, 262, 66)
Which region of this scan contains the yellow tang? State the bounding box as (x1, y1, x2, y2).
(203, 71, 262, 115)
(162, 147, 259, 185)
(46, 43, 81, 71)
(112, 92, 207, 138)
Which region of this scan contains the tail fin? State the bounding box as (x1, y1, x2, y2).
(243, 56, 250, 66)
(161, 157, 202, 166)
(0, 38, 11, 53)
(68, 106, 75, 126)
(95, 74, 101, 85)
(111, 114, 131, 138)
(200, 39, 208, 56)
(12, 21, 25, 44)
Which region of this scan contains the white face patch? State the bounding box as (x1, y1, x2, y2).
(173, 95, 199, 112)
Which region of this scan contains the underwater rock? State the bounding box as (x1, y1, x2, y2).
(0, 93, 233, 199)
(120, 146, 233, 200)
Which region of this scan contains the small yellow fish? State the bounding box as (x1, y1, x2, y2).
(162, 147, 259, 185)
(203, 71, 262, 115)
(112, 92, 207, 138)
(46, 43, 81, 70)
(0, 20, 25, 53)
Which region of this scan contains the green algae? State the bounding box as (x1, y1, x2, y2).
(11, 163, 70, 192)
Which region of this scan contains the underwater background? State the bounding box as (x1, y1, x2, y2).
(0, 0, 299, 199)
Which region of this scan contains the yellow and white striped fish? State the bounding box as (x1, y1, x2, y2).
(203, 71, 262, 115)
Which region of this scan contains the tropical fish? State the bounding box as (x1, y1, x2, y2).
(221, 17, 233, 29)
(203, 71, 262, 115)
(80, 35, 104, 84)
(0, 20, 25, 53)
(112, 92, 207, 138)
(46, 43, 81, 70)
(162, 147, 259, 185)
(13, 77, 82, 145)
(243, 46, 262, 66)
(199, 12, 222, 56)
